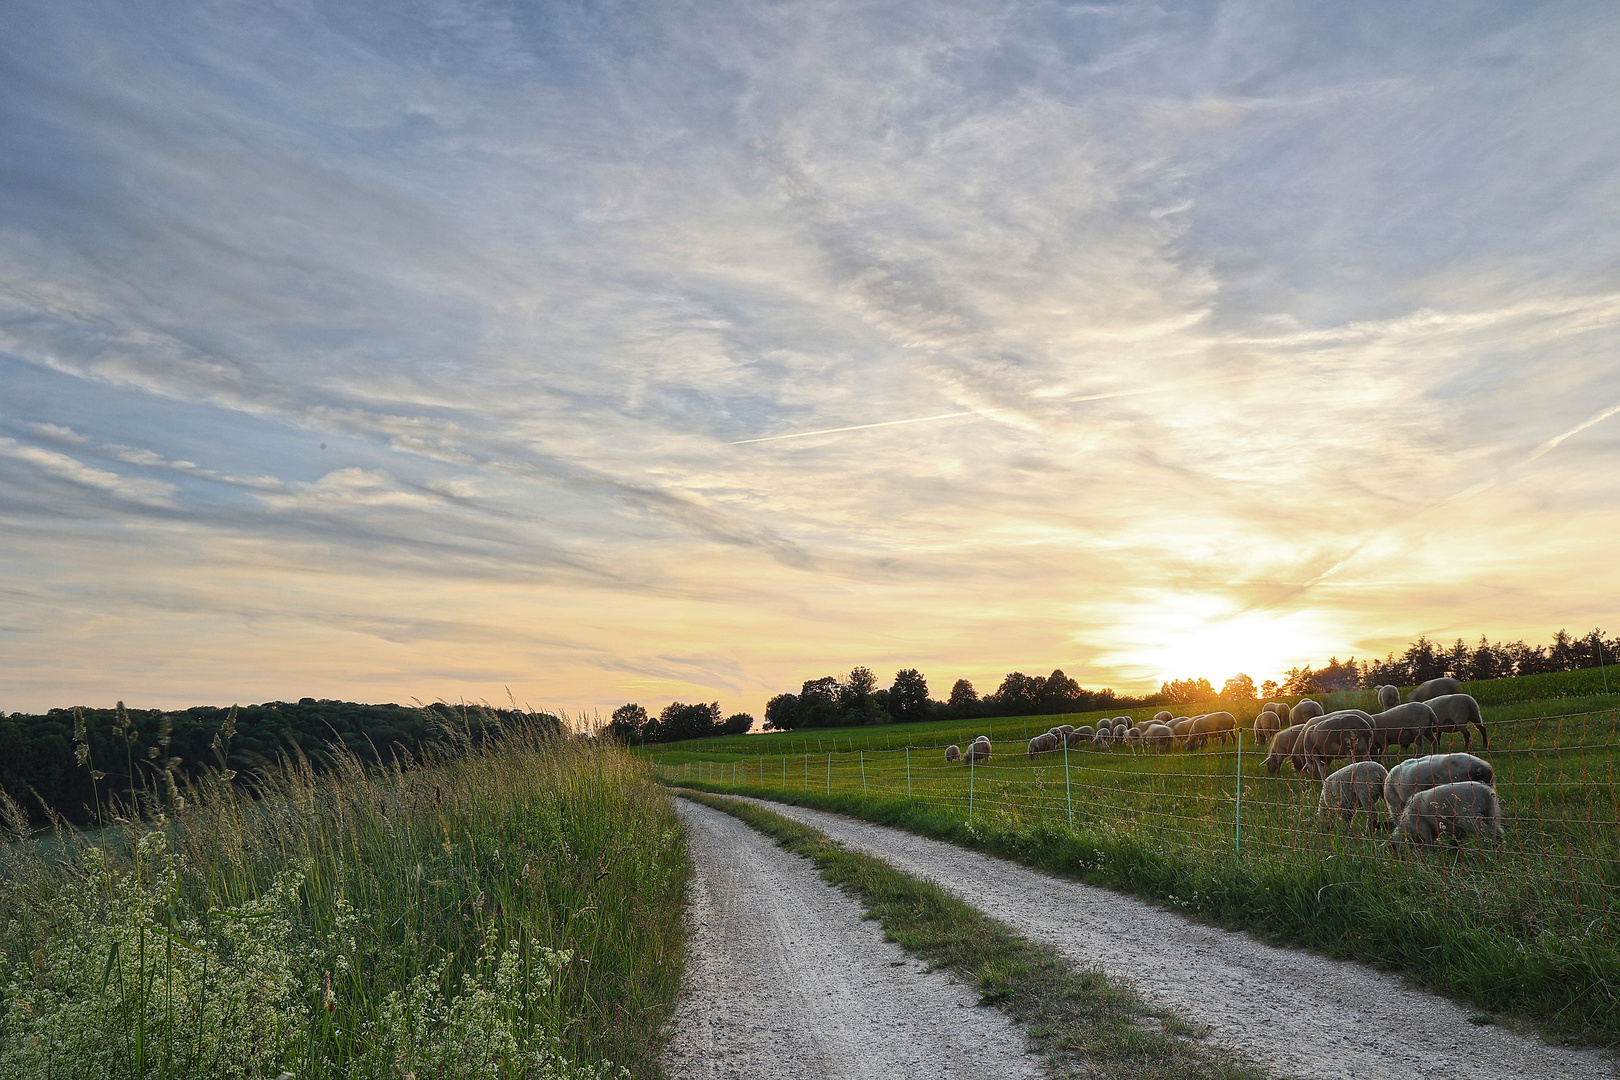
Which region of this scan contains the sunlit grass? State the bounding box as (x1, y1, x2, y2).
(0, 715, 687, 1080)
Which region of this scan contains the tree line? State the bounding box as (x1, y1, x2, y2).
(1269, 627, 1619, 697)
(0, 698, 557, 825)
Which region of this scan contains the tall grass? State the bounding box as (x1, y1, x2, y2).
(0, 715, 687, 1080)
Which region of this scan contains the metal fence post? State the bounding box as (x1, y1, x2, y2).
(1064, 740, 1073, 828)
(1235, 728, 1243, 854)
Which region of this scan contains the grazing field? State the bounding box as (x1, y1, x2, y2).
(0, 719, 686, 1080)
(650, 695, 1620, 1046)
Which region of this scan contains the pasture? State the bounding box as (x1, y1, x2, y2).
(649, 694, 1620, 1045)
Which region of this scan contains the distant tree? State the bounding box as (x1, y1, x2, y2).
(721, 712, 754, 736)
(607, 703, 648, 744)
(947, 679, 979, 713)
(990, 672, 1045, 715)
(1038, 669, 1085, 713)
(763, 693, 800, 731)
(1093, 687, 1117, 709)
(838, 667, 882, 723)
(1311, 657, 1361, 694)
(796, 677, 841, 728)
(1259, 678, 1280, 699)
(657, 701, 722, 742)
(1220, 674, 1257, 700)
(888, 669, 930, 722)
(1160, 677, 1217, 705)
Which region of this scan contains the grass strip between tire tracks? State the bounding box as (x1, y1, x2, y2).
(671, 780, 1619, 1049)
(679, 790, 1271, 1080)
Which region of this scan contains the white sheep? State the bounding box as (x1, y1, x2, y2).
(1028, 732, 1060, 757)
(1424, 693, 1489, 751)
(945, 744, 961, 762)
(1392, 781, 1502, 848)
(1153, 710, 1173, 724)
(1383, 753, 1493, 820)
(1289, 698, 1325, 726)
(1412, 677, 1462, 703)
(1141, 722, 1173, 750)
(1375, 684, 1400, 711)
(1318, 760, 1389, 823)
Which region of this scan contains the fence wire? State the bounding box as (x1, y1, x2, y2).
(661, 710, 1620, 938)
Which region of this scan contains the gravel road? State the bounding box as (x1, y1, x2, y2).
(662, 798, 1045, 1080)
(724, 795, 1616, 1080)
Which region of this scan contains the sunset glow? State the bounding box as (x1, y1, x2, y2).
(2, 3, 1618, 716)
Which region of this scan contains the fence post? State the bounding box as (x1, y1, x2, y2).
(860, 750, 867, 795)
(906, 746, 912, 801)
(1064, 739, 1073, 828)
(1235, 728, 1243, 854)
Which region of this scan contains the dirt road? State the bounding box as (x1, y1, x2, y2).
(662, 798, 1045, 1079)
(725, 795, 1614, 1080)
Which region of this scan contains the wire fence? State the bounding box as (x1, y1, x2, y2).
(659, 709, 1620, 935)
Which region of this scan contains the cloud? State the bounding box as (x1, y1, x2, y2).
(0, 0, 1618, 713)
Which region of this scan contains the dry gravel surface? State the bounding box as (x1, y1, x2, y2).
(663, 799, 1045, 1080)
(728, 795, 1617, 1080)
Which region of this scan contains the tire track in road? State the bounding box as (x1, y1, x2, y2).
(724, 796, 1615, 1080)
(663, 798, 1044, 1080)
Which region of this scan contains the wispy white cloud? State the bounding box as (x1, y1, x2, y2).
(1, 0, 1618, 712)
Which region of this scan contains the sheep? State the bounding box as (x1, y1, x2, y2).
(1028, 732, 1060, 758)
(1262, 725, 1307, 775)
(1142, 722, 1174, 750)
(1299, 711, 1375, 780)
(1262, 701, 1290, 721)
(1093, 726, 1114, 747)
(1170, 716, 1195, 747)
(1412, 677, 1462, 703)
(1056, 724, 1075, 736)
(1123, 726, 1144, 749)
(1392, 781, 1502, 848)
(1252, 709, 1281, 745)
(1154, 710, 1173, 724)
(945, 744, 961, 763)
(1375, 684, 1400, 711)
(964, 739, 992, 763)
(1368, 701, 1437, 760)
(1067, 725, 1095, 748)
(1187, 711, 1237, 750)
(1289, 698, 1325, 726)
(1383, 753, 1494, 821)
(1424, 693, 1489, 751)
(1318, 760, 1389, 823)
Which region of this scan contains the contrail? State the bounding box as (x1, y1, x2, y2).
(1524, 398, 1620, 463)
(727, 385, 1173, 446)
(727, 410, 1001, 445)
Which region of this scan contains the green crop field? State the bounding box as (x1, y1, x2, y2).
(649, 688, 1620, 1046)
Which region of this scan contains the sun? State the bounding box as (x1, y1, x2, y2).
(1098, 594, 1334, 692)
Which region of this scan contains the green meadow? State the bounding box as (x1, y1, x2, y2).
(651, 684, 1620, 1046)
(0, 718, 686, 1080)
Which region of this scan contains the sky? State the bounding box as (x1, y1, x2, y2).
(2, 0, 1618, 719)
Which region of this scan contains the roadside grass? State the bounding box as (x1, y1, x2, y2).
(679, 790, 1269, 1080)
(0, 718, 687, 1080)
(669, 775, 1620, 1049)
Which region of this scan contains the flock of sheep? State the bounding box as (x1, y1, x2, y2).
(943, 675, 1502, 849)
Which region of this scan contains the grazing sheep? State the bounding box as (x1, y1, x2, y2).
(1252, 709, 1281, 745)
(1392, 781, 1502, 848)
(1424, 694, 1489, 751)
(1123, 726, 1144, 749)
(1187, 711, 1237, 750)
(1289, 698, 1325, 726)
(1069, 725, 1095, 746)
(1319, 760, 1389, 823)
(1262, 701, 1290, 721)
(945, 744, 961, 762)
(1093, 726, 1114, 746)
(1412, 677, 1462, 703)
(1262, 725, 1306, 775)
(1300, 711, 1375, 780)
(1142, 722, 1174, 750)
(1369, 701, 1437, 760)
(1154, 710, 1173, 724)
(964, 739, 992, 763)
(1376, 684, 1401, 711)
(1028, 732, 1060, 758)
(1384, 753, 1494, 820)
(1170, 717, 1195, 747)
(1057, 724, 1075, 736)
